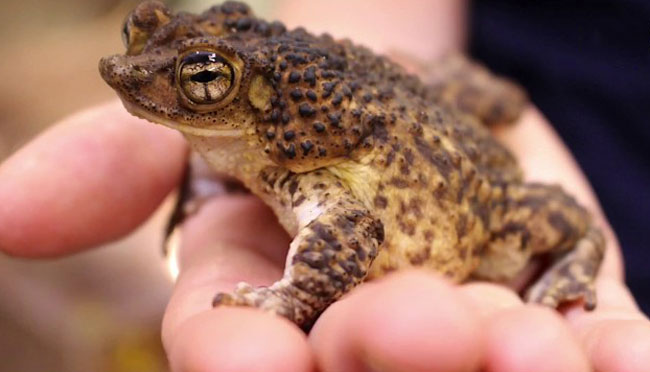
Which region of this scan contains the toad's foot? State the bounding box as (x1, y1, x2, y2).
(210, 170, 383, 329)
(526, 227, 605, 310)
(212, 282, 314, 324)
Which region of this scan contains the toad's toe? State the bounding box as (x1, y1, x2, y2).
(526, 273, 597, 310)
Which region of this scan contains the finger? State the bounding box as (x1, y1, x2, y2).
(492, 106, 623, 280)
(310, 271, 483, 372)
(179, 194, 291, 270)
(163, 195, 312, 372)
(168, 308, 314, 372)
(162, 195, 289, 344)
(457, 282, 523, 318)
(564, 277, 650, 372)
(460, 284, 591, 372)
(0, 100, 187, 257)
(484, 306, 591, 372)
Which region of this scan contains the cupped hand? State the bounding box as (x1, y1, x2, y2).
(1, 101, 649, 372)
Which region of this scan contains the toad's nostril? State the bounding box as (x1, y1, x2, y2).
(99, 55, 147, 88)
(98, 55, 120, 84)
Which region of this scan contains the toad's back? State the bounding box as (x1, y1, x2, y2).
(233, 27, 526, 280)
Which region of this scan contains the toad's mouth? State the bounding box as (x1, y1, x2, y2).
(120, 97, 245, 138)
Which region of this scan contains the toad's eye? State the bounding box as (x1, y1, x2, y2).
(121, 21, 130, 48)
(177, 51, 235, 105)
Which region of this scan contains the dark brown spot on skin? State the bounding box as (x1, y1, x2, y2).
(277, 172, 292, 189)
(235, 17, 252, 31)
(327, 112, 341, 126)
(404, 148, 415, 165)
(331, 93, 343, 106)
(515, 196, 548, 210)
(304, 67, 317, 86)
(301, 141, 314, 155)
(374, 195, 388, 209)
(294, 251, 326, 269)
(288, 71, 301, 83)
(399, 162, 410, 175)
(306, 90, 318, 101)
(310, 222, 341, 250)
(299, 103, 316, 117)
(409, 248, 431, 265)
(313, 122, 326, 133)
(493, 222, 531, 248)
(270, 110, 280, 122)
(389, 177, 409, 188)
(335, 211, 361, 233)
(471, 197, 490, 228)
(399, 220, 416, 236)
(284, 130, 295, 140)
(373, 122, 389, 143)
(457, 179, 469, 203)
(294, 195, 306, 207)
(385, 150, 396, 167)
(456, 214, 468, 237)
(290, 89, 303, 101)
(548, 212, 573, 247)
(406, 198, 422, 217)
(321, 70, 335, 79)
(381, 265, 397, 274)
(340, 259, 364, 278)
(288, 179, 299, 195)
(414, 137, 453, 182)
(322, 82, 336, 96)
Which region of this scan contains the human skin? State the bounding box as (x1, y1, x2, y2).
(1, 1, 650, 371)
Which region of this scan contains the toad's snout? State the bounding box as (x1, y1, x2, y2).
(99, 54, 152, 90)
(99, 55, 122, 88)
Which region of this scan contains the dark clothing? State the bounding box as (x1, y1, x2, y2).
(470, 0, 650, 313)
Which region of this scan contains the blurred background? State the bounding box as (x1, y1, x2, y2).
(1, 0, 648, 371)
(0, 1, 272, 371)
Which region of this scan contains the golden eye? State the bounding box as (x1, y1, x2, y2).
(178, 51, 235, 105)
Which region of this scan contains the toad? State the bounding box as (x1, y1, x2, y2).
(99, 1, 604, 329)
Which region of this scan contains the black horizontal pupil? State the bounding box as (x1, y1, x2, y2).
(191, 70, 219, 83)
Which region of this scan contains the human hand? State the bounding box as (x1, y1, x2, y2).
(2, 101, 649, 372)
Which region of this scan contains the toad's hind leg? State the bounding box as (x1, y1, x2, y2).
(212, 169, 383, 329)
(423, 53, 528, 126)
(474, 183, 605, 310)
(526, 226, 604, 310)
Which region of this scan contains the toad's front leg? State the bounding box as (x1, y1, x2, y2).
(212, 169, 384, 329)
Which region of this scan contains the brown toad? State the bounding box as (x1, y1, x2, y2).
(99, 1, 605, 329)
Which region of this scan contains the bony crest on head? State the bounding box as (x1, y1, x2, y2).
(122, 0, 171, 55)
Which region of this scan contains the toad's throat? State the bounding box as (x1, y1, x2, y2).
(121, 98, 245, 138)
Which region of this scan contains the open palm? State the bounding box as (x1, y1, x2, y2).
(1, 101, 649, 372)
